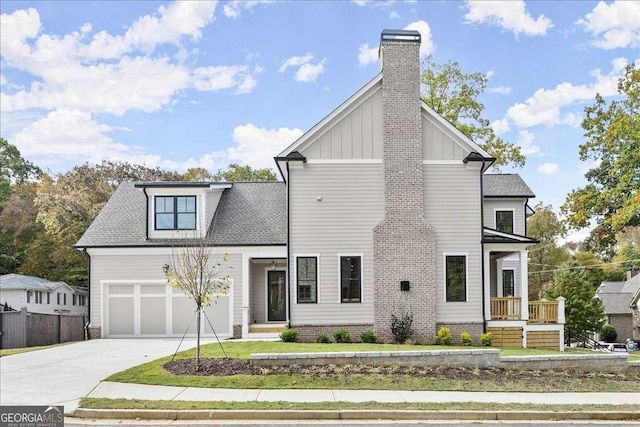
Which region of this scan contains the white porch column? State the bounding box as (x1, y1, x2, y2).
(496, 258, 504, 297)
(557, 296, 566, 324)
(241, 255, 250, 339)
(520, 249, 529, 320)
(484, 248, 492, 321)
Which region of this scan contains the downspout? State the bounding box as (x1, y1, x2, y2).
(142, 187, 149, 240)
(286, 161, 292, 329)
(83, 248, 91, 340)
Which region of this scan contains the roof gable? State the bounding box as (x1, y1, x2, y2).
(484, 174, 535, 198)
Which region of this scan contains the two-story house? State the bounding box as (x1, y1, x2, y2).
(76, 29, 565, 349)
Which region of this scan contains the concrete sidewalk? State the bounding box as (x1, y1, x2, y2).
(88, 381, 640, 405)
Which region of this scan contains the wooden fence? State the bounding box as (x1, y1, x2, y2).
(0, 308, 87, 349)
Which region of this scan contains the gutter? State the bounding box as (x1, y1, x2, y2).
(286, 160, 291, 328)
(142, 187, 149, 240)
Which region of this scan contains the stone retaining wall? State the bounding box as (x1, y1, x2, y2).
(249, 350, 635, 373)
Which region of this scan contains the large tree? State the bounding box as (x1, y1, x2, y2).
(420, 56, 525, 169)
(526, 203, 569, 300)
(562, 63, 640, 254)
(543, 262, 605, 345)
(212, 163, 277, 182)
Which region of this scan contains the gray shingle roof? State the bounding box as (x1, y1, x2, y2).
(484, 174, 535, 198)
(596, 279, 640, 314)
(75, 181, 286, 247)
(0, 273, 82, 292)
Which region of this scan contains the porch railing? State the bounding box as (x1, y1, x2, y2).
(490, 297, 521, 320)
(490, 297, 561, 323)
(529, 300, 558, 323)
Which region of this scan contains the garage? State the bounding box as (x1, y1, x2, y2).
(103, 280, 232, 338)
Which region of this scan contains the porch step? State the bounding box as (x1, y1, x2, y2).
(249, 324, 287, 334)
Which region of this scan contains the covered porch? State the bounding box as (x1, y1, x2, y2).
(483, 229, 565, 350)
(242, 255, 288, 339)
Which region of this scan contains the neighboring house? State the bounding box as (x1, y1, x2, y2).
(76, 30, 565, 349)
(0, 274, 88, 316)
(597, 268, 640, 341)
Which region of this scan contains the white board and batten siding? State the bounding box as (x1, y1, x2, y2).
(483, 199, 527, 235)
(87, 249, 243, 337)
(300, 88, 383, 161)
(423, 163, 483, 323)
(288, 163, 384, 325)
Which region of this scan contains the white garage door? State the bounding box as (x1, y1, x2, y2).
(104, 281, 232, 338)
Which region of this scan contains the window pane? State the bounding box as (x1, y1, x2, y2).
(177, 213, 196, 230)
(340, 256, 361, 303)
(156, 213, 174, 230)
(297, 257, 317, 303)
(155, 197, 174, 213)
(446, 256, 466, 302)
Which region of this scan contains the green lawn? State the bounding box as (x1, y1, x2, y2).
(104, 341, 640, 393)
(79, 397, 640, 413)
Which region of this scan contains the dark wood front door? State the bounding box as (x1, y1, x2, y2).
(267, 270, 286, 321)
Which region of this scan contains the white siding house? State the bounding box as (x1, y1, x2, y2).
(0, 274, 88, 316)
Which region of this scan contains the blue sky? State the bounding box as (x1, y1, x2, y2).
(1, 1, 638, 241)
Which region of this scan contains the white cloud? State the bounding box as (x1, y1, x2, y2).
(358, 44, 379, 66)
(576, 0, 640, 49)
(0, 74, 6, 86)
(516, 130, 541, 156)
(463, 0, 553, 37)
(487, 85, 512, 95)
(225, 123, 304, 169)
(357, 20, 434, 66)
(11, 109, 162, 167)
(537, 162, 558, 174)
(389, 11, 400, 20)
(279, 54, 326, 83)
(492, 118, 510, 134)
(192, 65, 259, 94)
(505, 58, 629, 128)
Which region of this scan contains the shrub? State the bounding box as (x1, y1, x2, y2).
(333, 329, 351, 343)
(600, 324, 617, 342)
(279, 328, 298, 342)
(315, 334, 331, 344)
(480, 332, 492, 346)
(390, 313, 413, 344)
(460, 331, 473, 346)
(435, 327, 452, 345)
(360, 330, 377, 343)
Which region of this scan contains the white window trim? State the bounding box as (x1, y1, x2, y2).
(443, 252, 469, 303)
(337, 253, 364, 304)
(494, 208, 515, 233)
(293, 254, 320, 304)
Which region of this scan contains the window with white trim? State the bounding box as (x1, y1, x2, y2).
(340, 256, 361, 303)
(296, 257, 317, 303)
(496, 210, 514, 234)
(445, 255, 467, 302)
(155, 196, 196, 230)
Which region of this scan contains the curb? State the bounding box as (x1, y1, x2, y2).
(73, 409, 640, 422)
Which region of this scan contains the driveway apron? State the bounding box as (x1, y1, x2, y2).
(0, 338, 207, 414)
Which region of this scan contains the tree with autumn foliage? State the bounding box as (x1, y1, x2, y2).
(562, 63, 639, 255)
(420, 56, 525, 170)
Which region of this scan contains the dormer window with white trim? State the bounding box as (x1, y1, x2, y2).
(155, 196, 196, 230)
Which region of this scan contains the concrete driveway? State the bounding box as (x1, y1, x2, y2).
(0, 338, 210, 414)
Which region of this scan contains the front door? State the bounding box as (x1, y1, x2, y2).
(267, 270, 286, 321)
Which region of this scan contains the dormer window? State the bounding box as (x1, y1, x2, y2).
(155, 196, 196, 230)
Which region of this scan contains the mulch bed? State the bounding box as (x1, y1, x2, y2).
(163, 358, 637, 381)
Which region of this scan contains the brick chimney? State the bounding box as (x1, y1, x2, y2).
(628, 267, 640, 281)
(373, 30, 437, 343)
